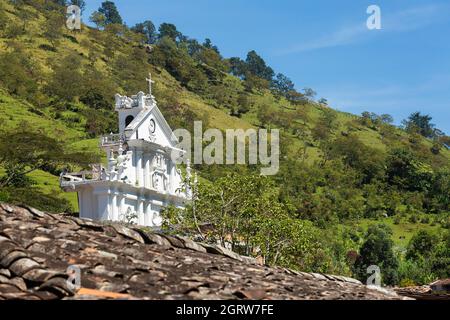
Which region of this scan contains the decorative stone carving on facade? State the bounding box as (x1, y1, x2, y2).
(148, 118, 156, 142)
(152, 172, 168, 192)
(115, 94, 134, 109)
(153, 154, 167, 171)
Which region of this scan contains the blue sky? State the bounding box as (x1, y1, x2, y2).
(83, 0, 450, 133)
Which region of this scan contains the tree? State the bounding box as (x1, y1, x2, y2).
(98, 1, 122, 25)
(195, 47, 228, 72)
(428, 231, 450, 279)
(186, 39, 202, 57)
(271, 73, 295, 98)
(0, 1, 10, 33)
(89, 11, 106, 29)
(0, 126, 99, 188)
(243, 73, 270, 91)
(131, 20, 157, 44)
(228, 57, 247, 78)
(46, 52, 84, 102)
(328, 135, 385, 183)
(43, 11, 64, 48)
(161, 172, 320, 269)
(403, 112, 435, 138)
(286, 90, 307, 105)
(312, 109, 338, 143)
(353, 224, 399, 285)
(406, 230, 439, 261)
(70, 0, 86, 14)
(245, 50, 274, 81)
(158, 23, 180, 42)
(236, 93, 251, 115)
(257, 103, 275, 127)
(203, 38, 220, 54)
(51, 0, 67, 6)
(80, 64, 117, 110)
(302, 88, 316, 100)
(318, 98, 328, 106)
(386, 148, 434, 192)
(380, 114, 394, 124)
(0, 46, 39, 101)
(427, 168, 450, 212)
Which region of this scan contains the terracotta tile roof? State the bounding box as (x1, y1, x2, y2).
(394, 280, 450, 300)
(0, 203, 407, 300)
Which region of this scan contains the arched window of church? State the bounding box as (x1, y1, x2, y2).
(125, 115, 134, 127)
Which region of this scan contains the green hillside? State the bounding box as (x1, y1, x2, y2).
(0, 0, 448, 286)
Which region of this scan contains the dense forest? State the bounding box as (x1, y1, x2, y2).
(0, 0, 448, 287)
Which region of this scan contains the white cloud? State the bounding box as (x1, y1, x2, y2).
(276, 3, 449, 55)
(277, 23, 367, 54)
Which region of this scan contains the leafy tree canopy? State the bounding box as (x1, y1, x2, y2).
(403, 112, 436, 138)
(98, 1, 122, 25)
(132, 20, 157, 44)
(353, 224, 399, 285)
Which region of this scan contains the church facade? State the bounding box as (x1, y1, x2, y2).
(60, 76, 187, 227)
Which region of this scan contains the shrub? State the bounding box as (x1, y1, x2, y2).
(0, 189, 10, 202)
(38, 44, 57, 52)
(421, 216, 430, 224)
(406, 230, 438, 261)
(409, 214, 418, 224)
(352, 224, 399, 285)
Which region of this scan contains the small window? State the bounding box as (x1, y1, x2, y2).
(125, 115, 134, 127)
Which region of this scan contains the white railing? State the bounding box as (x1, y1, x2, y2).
(100, 133, 125, 147)
(60, 165, 104, 187)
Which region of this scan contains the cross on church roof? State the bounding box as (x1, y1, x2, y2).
(146, 72, 155, 96)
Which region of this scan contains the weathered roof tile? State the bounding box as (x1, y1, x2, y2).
(111, 224, 145, 243)
(0, 203, 409, 300)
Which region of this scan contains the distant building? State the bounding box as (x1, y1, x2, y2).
(60, 75, 187, 227)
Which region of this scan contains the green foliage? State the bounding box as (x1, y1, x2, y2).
(0, 163, 36, 188)
(0, 45, 39, 102)
(1, 186, 73, 213)
(399, 230, 450, 285)
(0, 2, 448, 280)
(162, 172, 322, 270)
(158, 23, 181, 42)
(311, 108, 338, 143)
(403, 111, 436, 138)
(131, 20, 157, 44)
(397, 259, 435, 286)
(426, 168, 450, 212)
(82, 108, 117, 137)
(46, 52, 84, 102)
(328, 134, 385, 183)
(406, 230, 439, 261)
(98, 1, 122, 25)
(70, 0, 86, 13)
(386, 148, 434, 192)
(89, 11, 106, 29)
(0, 126, 100, 188)
(353, 224, 399, 285)
(43, 11, 64, 48)
(245, 50, 274, 81)
(271, 73, 295, 98)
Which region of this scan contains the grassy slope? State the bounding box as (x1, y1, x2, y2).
(0, 2, 449, 222)
(357, 217, 443, 250)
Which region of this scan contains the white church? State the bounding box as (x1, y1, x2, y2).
(60, 75, 188, 227)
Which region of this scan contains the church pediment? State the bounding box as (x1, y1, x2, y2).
(124, 104, 179, 148)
